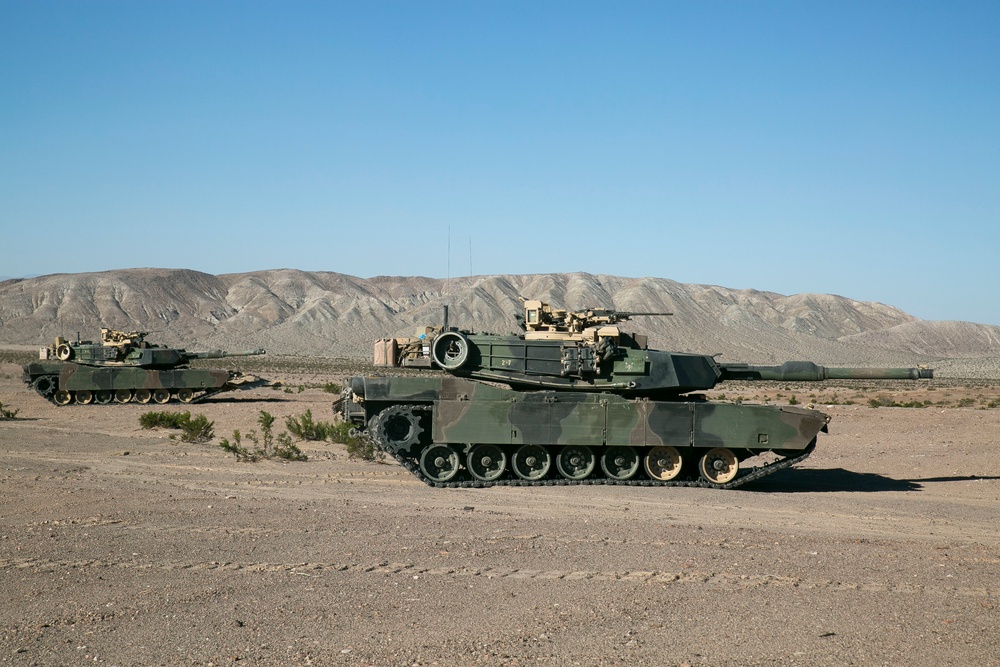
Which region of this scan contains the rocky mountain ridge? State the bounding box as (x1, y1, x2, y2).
(1, 268, 997, 377)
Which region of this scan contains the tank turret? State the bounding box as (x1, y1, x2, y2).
(23, 328, 267, 406)
(338, 298, 934, 490)
(373, 300, 932, 398)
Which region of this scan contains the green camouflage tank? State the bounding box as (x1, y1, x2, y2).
(337, 299, 933, 489)
(23, 328, 266, 406)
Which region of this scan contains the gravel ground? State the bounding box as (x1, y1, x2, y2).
(1, 365, 998, 666)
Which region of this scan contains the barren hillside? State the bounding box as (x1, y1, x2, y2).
(1, 269, 997, 377)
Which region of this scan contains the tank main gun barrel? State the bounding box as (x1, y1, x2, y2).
(185, 348, 266, 360)
(719, 361, 933, 382)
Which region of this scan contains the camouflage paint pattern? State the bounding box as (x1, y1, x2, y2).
(23, 330, 266, 404)
(351, 375, 826, 453)
(24, 361, 241, 392)
(428, 334, 931, 397)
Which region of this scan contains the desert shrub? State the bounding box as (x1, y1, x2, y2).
(140, 411, 188, 429)
(180, 414, 215, 443)
(957, 397, 975, 408)
(867, 396, 930, 409)
(0, 401, 20, 420)
(325, 421, 383, 462)
(139, 411, 214, 443)
(867, 394, 897, 408)
(323, 382, 342, 394)
(219, 410, 307, 462)
(788, 395, 800, 405)
(285, 409, 335, 441)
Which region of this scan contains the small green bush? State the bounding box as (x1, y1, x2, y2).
(868, 394, 896, 408)
(181, 414, 215, 443)
(323, 382, 342, 394)
(139, 411, 188, 429)
(139, 411, 215, 443)
(788, 395, 800, 405)
(0, 401, 20, 420)
(326, 421, 383, 462)
(285, 409, 335, 441)
(219, 410, 307, 462)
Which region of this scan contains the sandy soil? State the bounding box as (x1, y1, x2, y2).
(1, 362, 998, 666)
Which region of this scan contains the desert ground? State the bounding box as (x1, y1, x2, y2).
(1, 356, 998, 666)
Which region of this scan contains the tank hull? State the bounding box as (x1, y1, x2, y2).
(23, 361, 264, 405)
(342, 376, 829, 488)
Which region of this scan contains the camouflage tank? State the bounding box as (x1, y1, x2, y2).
(337, 300, 933, 489)
(23, 328, 266, 406)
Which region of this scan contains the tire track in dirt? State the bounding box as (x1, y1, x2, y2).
(1, 556, 994, 597)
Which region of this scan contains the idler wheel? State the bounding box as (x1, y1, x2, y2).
(373, 405, 424, 454)
(177, 388, 195, 403)
(644, 446, 683, 481)
(134, 389, 152, 404)
(32, 376, 56, 397)
(555, 445, 595, 481)
(53, 390, 72, 406)
(114, 389, 133, 404)
(75, 390, 94, 405)
(95, 391, 113, 405)
(431, 331, 471, 370)
(511, 444, 552, 481)
(600, 446, 640, 481)
(466, 444, 507, 482)
(152, 389, 171, 404)
(698, 447, 739, 485)
(419, 444, 461, 483)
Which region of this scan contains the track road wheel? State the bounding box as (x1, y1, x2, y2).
(75, 390, 93, 405)
(644, 446, 683, 481)
(511, 444, 552, 481)
(152, 389, 171, 404)
(600, 446, 640, 481)
(53, 390, 72, 406)
(698, 447, 739, 485)
(177, 388, 195, 403)
(95, 391, 113, 405)
(134, 389, 152, 404)
(419, 444, 461, 483)
(556, 446, 596, 481)
(466, 444, 506, 482)
(114, 389, 133, 404)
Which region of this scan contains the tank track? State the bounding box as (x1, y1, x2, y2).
(378, 438, 816, 490)
(33, 385, 239, 406)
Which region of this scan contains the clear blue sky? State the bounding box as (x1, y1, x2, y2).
(2, 1, 999, 324)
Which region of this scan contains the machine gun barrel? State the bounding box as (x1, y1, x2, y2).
(185, 348, 266, 360)
(720, 361, 933, 382)
(586, 310, 673, 322)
